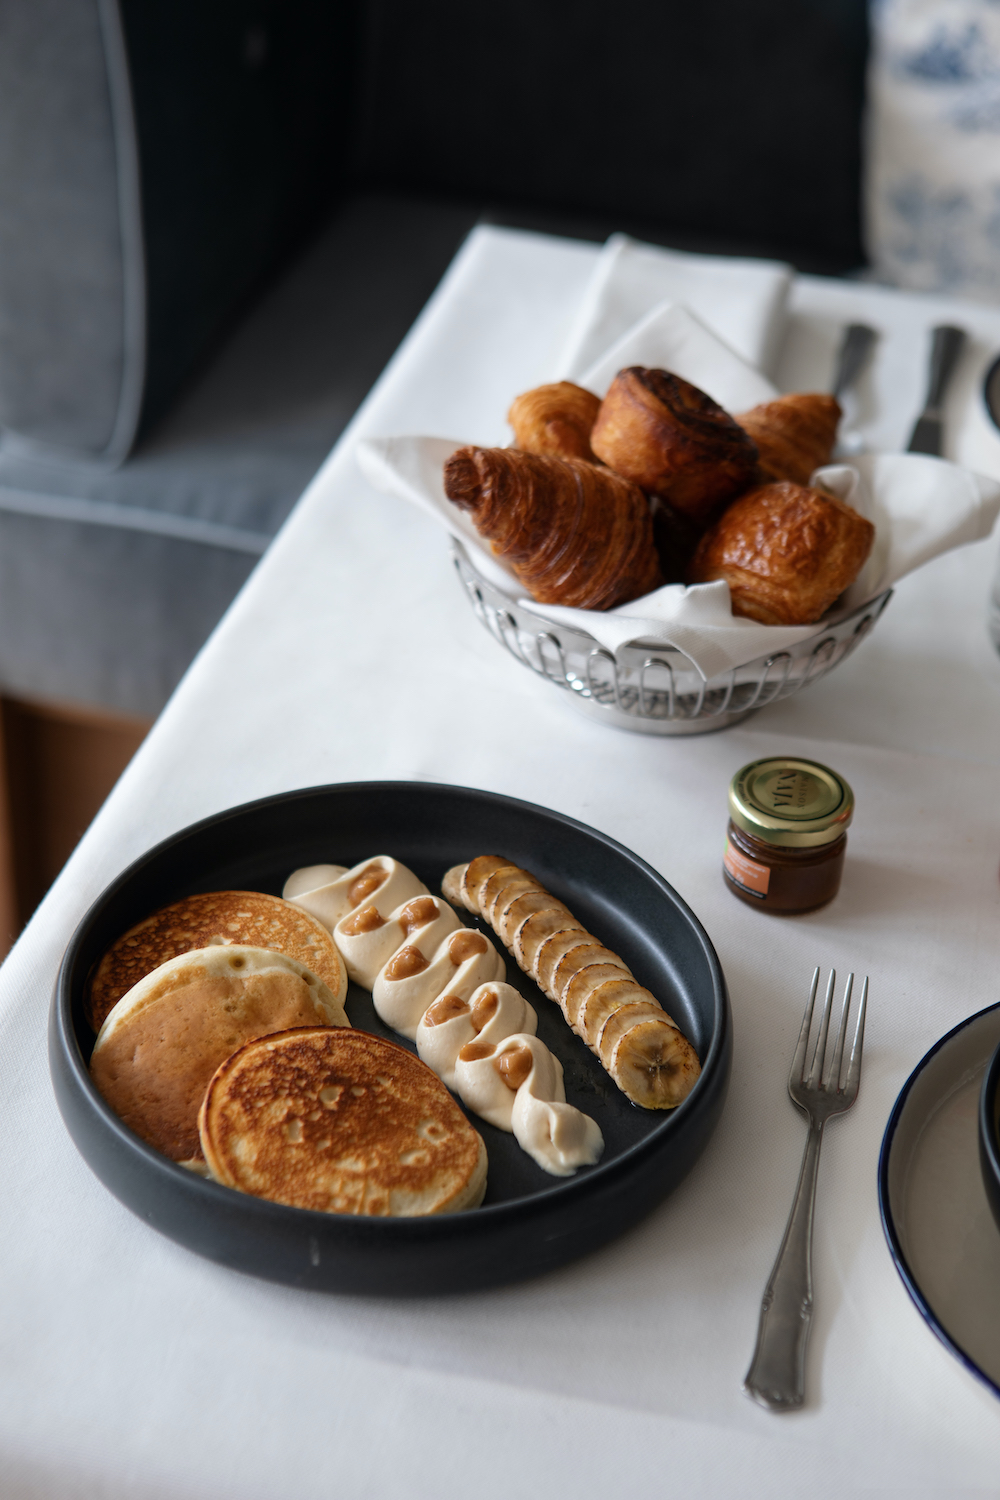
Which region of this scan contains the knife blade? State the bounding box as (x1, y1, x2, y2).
(906, 325, 967, 455)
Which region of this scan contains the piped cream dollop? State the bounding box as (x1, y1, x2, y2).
(456, 1032, 604, 1176)
(285, 857, 604, 1176)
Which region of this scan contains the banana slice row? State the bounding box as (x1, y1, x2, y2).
(285, 857, 604, 1175)
(442, 856, 701, 1111)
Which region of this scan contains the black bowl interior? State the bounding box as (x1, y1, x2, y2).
(979, 1038, 1000, 1234)
(52, 781, 730, 1294)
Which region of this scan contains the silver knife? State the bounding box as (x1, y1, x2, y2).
(906, 325, 967, 455)
(832, 324, 877, 455)
(832, 323, 877, 400)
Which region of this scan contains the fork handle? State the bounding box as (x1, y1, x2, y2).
(743, 1120, 824, 1411)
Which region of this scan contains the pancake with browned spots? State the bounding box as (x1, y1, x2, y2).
(90, 947, 350, 1162)
(199, 1028, 487, 1215)
(86, 890, 347, 1033)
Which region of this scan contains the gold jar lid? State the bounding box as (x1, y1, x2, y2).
(728, 758, 854, 848)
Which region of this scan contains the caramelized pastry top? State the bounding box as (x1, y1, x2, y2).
(444, 445, 663, 610)
(735, 393, 842, 486)
(507, 381, 601, 463)
(589, 367, 759, 524)
(688, 481, 875, 626)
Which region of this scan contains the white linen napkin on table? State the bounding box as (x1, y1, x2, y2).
(557, 233, 793, 380)
(356, 242, 1000, 681)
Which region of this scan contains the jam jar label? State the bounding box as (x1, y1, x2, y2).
(723, 839, 770, 898)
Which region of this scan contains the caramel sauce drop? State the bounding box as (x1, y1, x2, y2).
(348, 865, 388, 906)
(339, 904, 385, 935)
(383, 945, 429, 980)
(470, 989, 499, 1031)
(423, 994, 471, 1027)
(458, 1039, 494, 1063)
(494, 1043, 533, 1091)
(449, 930, 488, 964)
(400, 897, 439, 934)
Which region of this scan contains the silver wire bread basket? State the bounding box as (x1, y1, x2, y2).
(452, 540, 892, 735)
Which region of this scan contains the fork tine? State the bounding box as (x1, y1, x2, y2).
(843, 975, 868, 1100)
(826, 973, 853, 1090)
(806, 969, 836, 1088)
(789, 967, 820, 1087)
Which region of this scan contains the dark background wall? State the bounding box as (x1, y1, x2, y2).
(351, 0, 869, 271)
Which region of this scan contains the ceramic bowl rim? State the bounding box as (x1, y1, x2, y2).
(877, 1000, 1000, 1402)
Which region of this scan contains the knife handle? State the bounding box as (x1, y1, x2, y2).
(832, 323, 877, 400)
(923, 325, 966, 413)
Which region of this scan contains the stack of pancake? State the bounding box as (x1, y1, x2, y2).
(88, 890, 486, 1216)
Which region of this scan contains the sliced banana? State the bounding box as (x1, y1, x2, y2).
(444, 858, 701, 1111)
(512, 907, 582, 972)
(608, 1015, 699, 1110)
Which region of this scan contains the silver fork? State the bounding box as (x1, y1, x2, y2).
(743, 969, 868, 1412)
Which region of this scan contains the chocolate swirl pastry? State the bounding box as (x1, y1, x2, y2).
(735, 392, 842, 486)
(688, 481, 875, 625)
(589, 367, 759, 525)
(507, 381, 602, 463)
(444, 445, 663, 610)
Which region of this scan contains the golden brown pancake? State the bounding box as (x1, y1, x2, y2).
(86, 890, 347, 1033)
(90, 946, 350, 1162)
(199, 1027, 487, 1215)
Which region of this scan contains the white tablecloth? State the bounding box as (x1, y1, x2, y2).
(3, 228, 1000, 1499)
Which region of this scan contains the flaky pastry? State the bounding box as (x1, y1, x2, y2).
(589, 367, 758, 524)
(687, 481, 875, 625)
(735, 392, 842, 486)
(507, 381, 601, 462)
(443, 445, 662, 609)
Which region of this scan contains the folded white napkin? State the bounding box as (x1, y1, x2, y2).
(356, 247, 1000, 681)
(558, 233, 793, 380)
(579, 302, 777, 410)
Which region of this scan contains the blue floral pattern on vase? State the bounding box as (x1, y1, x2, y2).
(867, 0, 1000, 300)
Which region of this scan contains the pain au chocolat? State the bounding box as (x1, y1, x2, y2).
(589, 367, 758, 525)
(507, 380, 602, 463)
(443, 445, 663, 609)
(199, 1027, 487, 1215)
(688, 481, 875, 625)
(735, 392, 842, 486)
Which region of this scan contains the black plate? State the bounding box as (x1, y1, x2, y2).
(50, 782, 731, 1295)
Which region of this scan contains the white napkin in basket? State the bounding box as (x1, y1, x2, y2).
(357, 434, 1000, 680)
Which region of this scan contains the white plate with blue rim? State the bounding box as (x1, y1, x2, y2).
(878, 1003, 1000, 1398)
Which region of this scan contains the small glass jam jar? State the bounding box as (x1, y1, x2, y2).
(723, 757, 854, 915)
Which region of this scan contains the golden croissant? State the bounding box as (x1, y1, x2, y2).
(442, 856, 701, 1111)
(735, 392, 842, 485)
(688, 481, 875, 625)
(589, 367, 759, 525)
(443, 445, 663, 609)
(507, 381, 602, 463)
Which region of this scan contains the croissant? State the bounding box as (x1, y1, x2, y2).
(589, 367, 759, 525)
(735, 393, 842, 486)
(507, 381, 602, 463)
(688, 481, 875, 625)
(442, 856, 701, 1111)
(443, 446, 663, 609)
